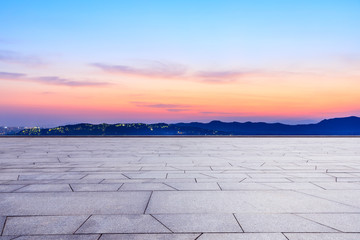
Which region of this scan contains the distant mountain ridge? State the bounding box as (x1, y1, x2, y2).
(15, 116, 360, 135)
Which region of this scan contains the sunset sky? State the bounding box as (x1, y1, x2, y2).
(1, 0, 360, 127)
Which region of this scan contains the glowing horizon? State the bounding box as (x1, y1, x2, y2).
(1, 1, 360, 127)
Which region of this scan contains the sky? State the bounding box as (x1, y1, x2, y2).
(1, 0, 360, 127)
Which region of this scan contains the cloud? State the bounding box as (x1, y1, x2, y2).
(131, 101, 191, 109)
(92, 61, 187, 78)
(130, 101, 192, 112)
(91, 61, 277, 84)
(195, 70, 258, 84)
(196, 71, 250, 79)
(31, 76, 111, 87)
(144, 103, 191, 108)
(0, 50, 44, 66)
(200, 111, 233, 115)
(0, 71, 111, 87)
(0, 71, 26, 79)
(200, 78, 237, 84)
(167, 108, 189, 112)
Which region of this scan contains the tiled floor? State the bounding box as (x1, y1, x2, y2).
(0, 137, 360, 239)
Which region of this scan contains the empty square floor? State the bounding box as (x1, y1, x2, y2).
(1, 137, 360, 240)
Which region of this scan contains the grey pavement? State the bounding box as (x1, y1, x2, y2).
(0, 137, 360, 239)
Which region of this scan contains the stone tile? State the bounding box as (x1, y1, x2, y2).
(18, 174, 64, 180)
(15, 184, 72, 192)
(167, 173, 213, 179)
(154, 214, 242, 232)
(100, 234, 199, 240)
(298, 214, 360, 232)
(0, 237, 15, 240)
(120, 183, 174, 191)
(71, 183, 122, 192)
(0, 192, 150, 215)
(146, 191, 358, 214)
(205, 173, 248, 179)
(219, 183, 274, 190)
(166, 183, 220, 191)
(0, 216, 5, 232)
(124, 173, 167, 179)
(0, 184, 24, 192)
(0, 174, 20, 181)
(235, 213, 337, 232)
(83, 173, 128, 180)
(76, 214, 170, 234)
(3, 215, 88, 235)
(242, 178, 291, 183)
(2, 138, 360, 237)
(263, 182, 322, 190)
(198, 233, 288, 240)
(311, 182, 360, 190)
(298, 190, 360, 208)
(285, 233, 360, 240)
(13, 235, 100, 240)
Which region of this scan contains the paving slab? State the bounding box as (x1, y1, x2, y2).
(100, 234, 199, 240)
(218, 183, 275, 190)
(0, 184, 24, 192)
(13, 235, 100, 240)
(0, 216, 5, 232)
(284, 233, 360, 240)
(120, 183, 174, 191)
(146, 190, 358, 214)
(166, 182, 220, 191)
(15, 184, 72, 192)
(298, 213, 360, 232)
(298, 190, 360, 208)
(153, 214, 242, 232)
(234, 213, 337, 232)
(70, 183, 122, 192)
(3, 215, 88, 235)
(1, 137, 360, 238)
(198, 233, 288, 240)
(0, 237, 16, 240)
(76, 214, 171, 234)
(0, 192, 150, 215)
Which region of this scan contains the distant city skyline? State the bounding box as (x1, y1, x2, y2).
(1, 0, 360, 126)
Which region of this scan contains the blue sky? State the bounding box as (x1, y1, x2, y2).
(1, 0, 360, 126)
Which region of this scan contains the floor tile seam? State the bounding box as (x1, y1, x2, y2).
(162, 183, 179, 191)
(0, 216, 8, 236)
(143, 191, 153, 214)
(292, 189, 360, 209)
(10, 184, 30, 193)
(281, 232, 290, 240)
(232, 213, 244, 232)
(309, 182, 327, 190)
(116, 183, 124, 191)
(73, 215, 93, 234)
(292, 213, 343, 232)
(149, 214, 173, 233)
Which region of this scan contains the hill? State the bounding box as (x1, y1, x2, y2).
(15, 116, 360, 136)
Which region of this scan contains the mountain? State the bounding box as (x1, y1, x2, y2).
(16, 123, 227, 136)
(0, 126, 25, 135)
(15, 116, 360, 136)
(176, 116, 360, 135)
